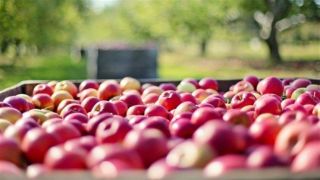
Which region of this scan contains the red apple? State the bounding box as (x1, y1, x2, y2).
(145, 104, 168, 118)
(93, 159, 138, 178)
(169, 118, 197, 139)
(148, 159, 183, 179)
(159, 83, 177, 91)
(181, 78, 199, 88)
(3, 96, 30, 112)
(81, 96, 100, 113)
(254, 95, 282, 115)
(135, 116, 170, 138)
(56, 99, 79, 114)
(156, 90, 182, 111)
(199, 77, 218, 91)
(281, 99, 295, 109)
(231, 92, 256, 109)
(291, 141, 320, 172)
(23, 109, 48, 124)
(244, 75, 259, 89)
(86, 113, 113, 135)
(79, 80, 99, 92)
(32, 93, 54, 110)
(192, 89, 211, 102)
(295, 92, 318, 105)
(26, 164, 49, 178)
(78, 88, 98, 101)
(60, 103, 87, 118)
(111, 100, 128, 117)
(202, 95, 226, 108)
(54, 80, 78, 98)
(232, 80, 254, 93)
(98, 80, 121, 100)
(64, 135, 97, 153)
(64, 112, 88, 123)
(142, 86, 163, 96)
(190, 107, 221, 127)
(174, 101, 197, 116)
(257, 76, 284, 96)
(119, 93, 143, 108)
(128, 115, 148, 125)
(126, 105, 146, 116)
(291, 78, 311, 89)
(0, 161, 22, 175)
(0, 135, 22, 166)
(46, 123, 81, 144)
(223, 109, 250, 127)
(142, 93, 159, 104)
(0, 107, 22, 124)
(22, 128, 59, 163)
(247, 145, 286, 168)
(123, 129, 169, 168)
(33, 83, 53, 96)
(180, 92, 197, 104)
(91, 100, 118, 116)
(51, 90, 73, 108)
(249, 119, 281, 146)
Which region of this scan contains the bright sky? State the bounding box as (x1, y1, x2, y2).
(91, 0, 118, 12)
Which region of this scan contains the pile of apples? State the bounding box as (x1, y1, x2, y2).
(0, 76, 319, 178)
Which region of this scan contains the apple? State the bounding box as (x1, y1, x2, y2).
(169, 118, 197, 139)
(193, 121, 245, 155)
(60, 103, 87, 118)
(142, 86, 163, 96)
(54, 80, 78, 98)
(0, 161, 22, 175)
(0, 102, 11, 108)
(201, 95, 226, 108)
(0, 119, 12, 133)
(190, 107, 221, 127)
(313, 103, 320, 118)
(47, 81, 58, 90)
(42, 118, 63, 129)
(128, 115, 148, 126)
(23, 109, 48, 124)
(93, 159, 138, 178)
(249, 119, 281, 146)
(64, 135, 97, 153)
(244, 75, 259, 89)
(98, 80, 121, 100)
(145, 104, 168, 118)
(51, 90, 73, 108)
(86, 113, 113, 135)
(0, 135, 22, 166)
(223, 109, 250, 127)
(281, 99, 295, 109)
(192, 89, 211, 102)
(46, 123, 81, 144)
(156, 90, 182, 111)
(142, 93, 159, 104)
(232, 80, 254, 93)
(295, 92, 318, 105)
(81, 96, 100, 113)
(135, 116, 170, 138)
(22, 128, 59, 163)
(199, 77, 218, 91)
(111, 100, 128, 117)
(96, 117, 132, 144)
(291, 88, 306, 100)
(177, 81, 196, 93)
(123, 129, 169, 168)
(180, 92, 197, 104)
(247, 145, 286, 168)
(26, 164, 49, 178)
(257, 76, 284, 96)
(254, 95, 282, 115)
(126, 105, 147, 116)
(63, 119, 87, 135)
(181, 78, 199, 88)
(159, 83, 177, 91)
(79, 79, 99, 92)
(291, 78, 311, 89)
(148, 159, 183, 179)
(231, 92, 256, 109)
(120, 77, 141, 91)
(204, 154, 247, 177)
(174, 101, 197, 116)
(33, 83, 54, 96)
(87, 143, 144, 169)
(32, 93, 54, 110)
(44, 145, 87, 170)
(56, 99, 79, 114)
(278, 111, 306, 126)
(291, 141, 320, 172)
(119, 93, 143, 108)
(284, 86, 297, 98)
(3, 96, 30, 112)
(78, 88, 98, 101)
(0, 107, 22, 124)
(166, 140, 214, 169)
(91, 101, 118, 116)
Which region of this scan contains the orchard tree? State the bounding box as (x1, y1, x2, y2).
(239, 0, 320, 64)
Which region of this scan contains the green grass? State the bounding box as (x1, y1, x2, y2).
(0, 42, 319, 90)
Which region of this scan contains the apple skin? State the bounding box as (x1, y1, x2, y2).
(148, 159, 184, 179)
(78, 88, 98, 101)
(123, 129, 169, 168)
(142, 93, 159, 104)
(159, 83, 177, 91)
(64, 112, 88, 123)
(0, 119, 12, 133)
(46, 123, 81, 144)
(291, 141, 320, 172)
(96, 117, 132, 144)
(181, 78, 200, 88)
(180, 92, 198, 104)
(281, 99, 295, 109)
(142, 86, 163, 96)
(199, 77, 218, 91)
(166, 140, 214, 168)
(87, 143, 144, 169)
(79, 80, 99, 92)
(223, 109, 250, 127)
(91, 100, 119, 116)
(177, 81, 196, 93)
(190, 107, 221, 127)
(63, 119, 87, 136)
(257, 76, 284, 96)
(156, 90, 182, 111)
(232, 80, 254, 93)
(291, 87, 307, 100)
(247, 145, 287, 168)
(33, 83, 54, 96)
(313, 103, 320, 118)
(204, 155, 247, 177)
(249, 119, 281, 146)
(0, 135, 22, 166)
(284, 86, 297, 98)
(0, 161, 23, 175)
(98, 80, 121, 100)
(60, 103, 87, 118)
(22, 128, 59, 163)
(135, 116, 171, 138)
(51, 90, 74, 108)
(92, 159, 139, 178)
(64, 135, 97, 153)
(169, 117, 197, 139)
(244, 75, 259, 89)
(192, 89, 211, 102)
(119, 93, 143, 108)
(111, 100, 128, 117)
(145, 104, 169, 118)
(128, 115, 148, 126)
(295, 92, 319, 106)
(54, 80, 78, 98)
(193, 121, 245, 155)
(173, 101, 197, 116)
(32, 93, 54, 111)
(81, 97, 100, 113)
(278, 111, 306, 126)
(3, 96, 31, 113)
(231, 92, 257, 109)
(86, 113, 113, 135)
(0, 102, 11, 108)
(26, 164, 49, 178)
(202, 95, 226, 108)
(0, 107, 22, 124)
(254, 95, 282, 115)
(126, 105, 147, 116)
(120, 77, 141, 91)
(56, 99, 79, 115)
(42, 118, 63, 129)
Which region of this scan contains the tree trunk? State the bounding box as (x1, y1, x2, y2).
(265, 25, 282, 65)
(199, 38, 208, 57)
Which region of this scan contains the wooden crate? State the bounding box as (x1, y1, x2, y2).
(0, 78, 320, 179)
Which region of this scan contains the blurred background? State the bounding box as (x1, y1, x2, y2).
(0, 0, 319, 89)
